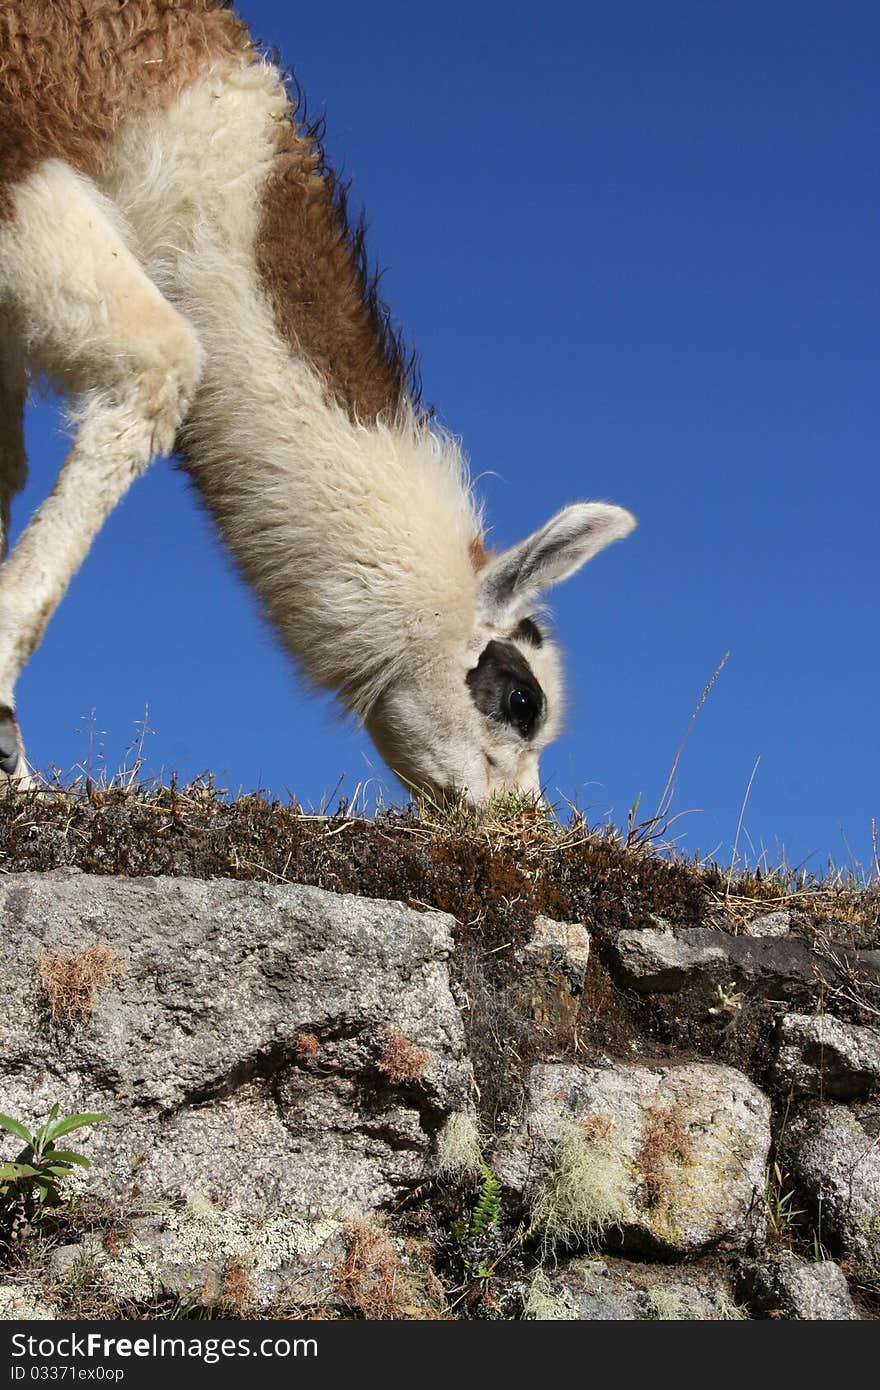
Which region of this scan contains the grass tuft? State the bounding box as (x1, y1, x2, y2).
(531, 1119, 629, 1256)
(337, 1216, 439, 1320)
(435, 1113, 484, 1182)
(376, 1028, 430, 1085)
(36, 943, 123, 1028)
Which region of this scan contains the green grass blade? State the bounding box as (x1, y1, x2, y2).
(45, 1113, 106, 1141)
(43, 1150, 91, 1169)
(0, 1113, 32, 1145)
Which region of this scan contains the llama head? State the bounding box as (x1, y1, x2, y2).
(364, 501, 636, 803)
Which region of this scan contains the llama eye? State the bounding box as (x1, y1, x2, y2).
(507, 687, 537, 731)
(466, 640, 545, 738)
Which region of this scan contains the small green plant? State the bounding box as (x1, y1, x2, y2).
(469, 1157, 502, 1241)
(0, 1106, 105, 1242)
(450, 1154, 503, 1281)
(764, 1161, 805, 1243)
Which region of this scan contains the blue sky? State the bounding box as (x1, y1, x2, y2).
(12, 1, 878, 873)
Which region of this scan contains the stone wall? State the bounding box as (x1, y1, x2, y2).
(1, 859, 878, 1320)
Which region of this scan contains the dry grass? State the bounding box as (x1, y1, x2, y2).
(336, 1217, 440, 1320)
(36, 941, 123, 1027)
(218, 1257, 255, 1315)
(376, 1028, 430, 1085)
(637, 1106, 690, 1212)
(1, 779, 875, 941)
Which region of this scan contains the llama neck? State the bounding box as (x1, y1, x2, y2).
(107, 57, 483, 715)
(180, 354, 481, 715)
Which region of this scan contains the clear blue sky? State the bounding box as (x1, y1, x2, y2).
(12, 0, 879, 874)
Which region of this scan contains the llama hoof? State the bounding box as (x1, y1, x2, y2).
(0, 705, 27, 781)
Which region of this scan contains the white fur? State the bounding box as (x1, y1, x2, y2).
(0, 54, 635, 800)
(0, 158, 202, 781)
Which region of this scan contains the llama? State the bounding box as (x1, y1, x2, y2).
(0, 1, 636, 803)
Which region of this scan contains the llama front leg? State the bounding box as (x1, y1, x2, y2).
(0, 387, 191, 778)
(0, 160, 203, 781)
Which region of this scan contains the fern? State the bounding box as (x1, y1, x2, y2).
(451, 1155, 504, 1281)
(469, 1157, 502, 1239)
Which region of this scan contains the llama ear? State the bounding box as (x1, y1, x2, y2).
(477, 502, 636, 621)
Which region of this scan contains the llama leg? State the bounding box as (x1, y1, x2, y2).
(0, 339, 28, 563)
(0, 160, 203, 780)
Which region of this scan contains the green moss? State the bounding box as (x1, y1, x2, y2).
(435, 1113, 484, 1182)
(522, 1269, 578, 1320)
(646, 1285, 687, 1320)
(532, 1121, 629, 1256)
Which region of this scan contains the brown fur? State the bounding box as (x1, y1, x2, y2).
(255, 110, 419, 422)
(0, 1, 251, 214)
(0, 1, 420, 423)
(468, 536, 490, 571)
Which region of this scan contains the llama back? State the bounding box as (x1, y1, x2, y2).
(0, 0, 250, 212)
(0, 0, 415, 426)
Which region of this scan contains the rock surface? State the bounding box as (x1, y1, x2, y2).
(45, 1201, 348, 1312)
(522, 1257, 745, 1320)
(0, 873, 471, 1218)
(0, 861, 875, 1321)
(742, 910, 796, 938)
(735, 1251, 858, 1320)
(774, 1013, 880, 1099)
(494, 1060, 771, 1254)
(514, 916, 591, 1036)
(784, 1103, 880, 1271)
(0, 1285, 57, 1319)
(613, 925, 854, 997)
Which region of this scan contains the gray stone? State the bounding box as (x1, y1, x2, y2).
(614, 926, 727, 992)
(615, 926, 846, 997)
(46, 1240, 103, 1282)
(0, 1284, 57, 1319)
(785, 1103, 880, 1270)
(525, 917, 590, 975)
(743, 910, 793, 938)
(774, 1013, 880, 1099)
(0, 873, 472, 1218)
(89, 1200, 347, 1311)
(523, 1257, 746, 1320)
(494, 1060, 770, 1254)
(514, 916, 591, 1038)
(735, 1251, 858, 1319)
